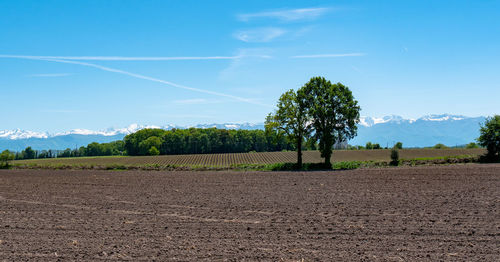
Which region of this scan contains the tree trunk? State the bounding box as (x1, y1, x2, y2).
(297, 136, 303, 169)
(324, 150, 331, 166)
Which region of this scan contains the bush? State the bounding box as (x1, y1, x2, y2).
(332, 161, 362, 170)
(148, 146, 160, 156)
(433, 143, 449, 149)
(465, 142, 479, 149)
(477, 115, 500, 162)
(390, 149, 399, 166)
(0, 150, 15, 169)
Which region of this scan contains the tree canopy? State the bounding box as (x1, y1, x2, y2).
(268, 77, 361, 167)
(477, 115, 500, 162)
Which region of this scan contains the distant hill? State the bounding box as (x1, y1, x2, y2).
(0, 114, 488, 151)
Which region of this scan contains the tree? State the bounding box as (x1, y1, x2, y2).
(0, 150, 15, 168)
(139, 136, 162, 156)
(22, 147, 36, 159)
(477, 115, 500, 162)
(267, 89, 311, 168)
(390, 148, 399, 166)
(465, 142, 479, 149)
(394, 142, 403, 149)
(365, 142, 373, 150)
(299, 77, 360, 166)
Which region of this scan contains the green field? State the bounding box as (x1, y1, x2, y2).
(13, 148, 486, 168)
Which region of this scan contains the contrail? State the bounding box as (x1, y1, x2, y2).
(1, 55, 272, 107)
(0, 55, 242, 61)
(0, 54, 273, 61)
(291, 53, 365, 58)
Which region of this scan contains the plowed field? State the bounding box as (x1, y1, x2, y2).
(0, 164, 498, 260)
(14, 148, 485, 167)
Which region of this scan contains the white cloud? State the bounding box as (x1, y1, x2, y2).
(238, 7, 330, 22)
(1, 55, 239, 61)
(233, 27, 286, 42)
(291, 53, 365, 58)
(27, 73, 72, 77)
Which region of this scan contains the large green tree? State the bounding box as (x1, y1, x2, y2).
(267, 89, 311, 168)
(298, 77, 360, 166)
(477, 115, 500, 162)
(0, 150, 15, 168)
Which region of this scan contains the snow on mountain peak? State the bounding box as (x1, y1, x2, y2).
(359, 115, 406, 127)
(0, 115, 478, 140)
(0, 129, 49, 140)
(419, 114, 465, 121)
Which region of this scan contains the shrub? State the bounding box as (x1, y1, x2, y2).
(433, 143, 449, 149)
(390, 149, 399, 166)
(465, 142, 479, 149)
(332, 161, 362, 170)
(148, 146, 160, 156)
(0, 150, 15, 169)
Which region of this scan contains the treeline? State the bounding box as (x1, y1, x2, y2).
(12, 141, 125, 160)
(124, 128, 297, 156)
(5, 128, 301, 159)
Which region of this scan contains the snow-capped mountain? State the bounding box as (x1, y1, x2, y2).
(0, 114, 489, 151)
(0, 123, 265, 151)
(352, 114, 486, 147)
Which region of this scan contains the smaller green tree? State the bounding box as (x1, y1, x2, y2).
(477, 115, 500, 162)
(365, 142, 373, 150)
(390, 149, 399, 166)
(394, 142, 403, 149)
(0, 150, 15, 168)
(22, 146, 36, 159)
(268, 89, 311, 168)
(465, 142, 479, 149)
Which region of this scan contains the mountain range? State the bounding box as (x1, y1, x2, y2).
(0, 114, 487, 151)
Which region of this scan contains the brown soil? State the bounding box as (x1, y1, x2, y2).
(0, 164, 498, 261)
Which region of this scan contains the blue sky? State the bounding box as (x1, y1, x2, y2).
(1, 0, 499, 133)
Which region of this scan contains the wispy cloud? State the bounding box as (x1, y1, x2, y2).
(0, 55, 240, 61)
(0, 55, 272, 108)
(219, 48, 273, 81)
(27, 73, 72, 77)
(233, 27, 286, 42)
(41, 109, 85, 113)
(291, 53, 365, 58)
(238, 7, 330, 22)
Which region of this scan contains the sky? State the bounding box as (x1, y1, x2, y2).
(1, 0, 499, 133)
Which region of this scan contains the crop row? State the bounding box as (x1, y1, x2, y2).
(13, 148, 486, 167)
